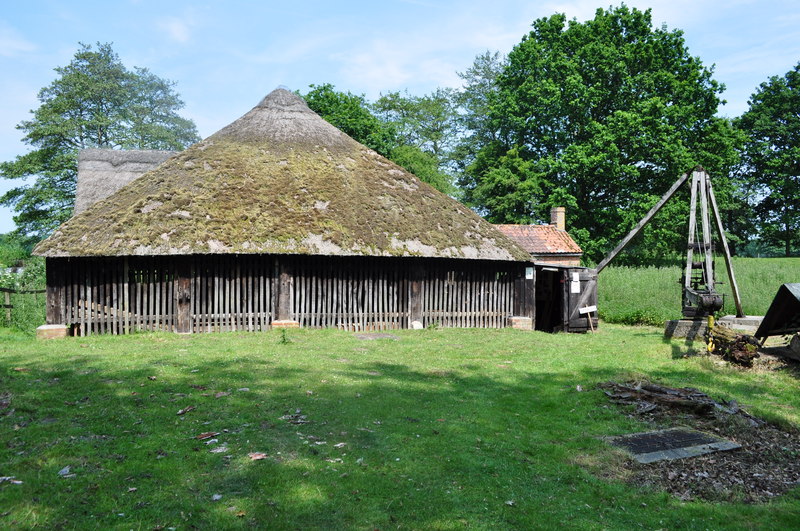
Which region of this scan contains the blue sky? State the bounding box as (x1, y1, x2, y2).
(2, 0, 799, 234)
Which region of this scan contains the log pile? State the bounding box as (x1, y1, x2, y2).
(708, 325, 760, 366)
(598, 381, 763, 426)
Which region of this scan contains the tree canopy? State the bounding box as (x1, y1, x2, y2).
(736, 63, 800, 257)
(1, 42, 199, 237)
(457, 6, 742, 262)
(302, 84, 453, 194)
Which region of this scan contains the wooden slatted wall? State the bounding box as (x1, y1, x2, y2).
(290, 256, 410, 331)
(289, 256, 516, 330)
(189, 255, 274, 333)
(419, 264, 515, 329)
(48, 255, 520, 334)
(55, 257, 175, 336)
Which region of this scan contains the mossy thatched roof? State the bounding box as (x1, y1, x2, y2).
(35, 89, 529, 262)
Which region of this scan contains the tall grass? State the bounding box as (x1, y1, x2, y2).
(599, 257, 799, 325)
(0, 256, 46, 333)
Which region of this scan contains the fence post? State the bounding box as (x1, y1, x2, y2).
(4, 291, 10, 323)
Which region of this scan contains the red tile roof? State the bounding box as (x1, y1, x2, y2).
(494, 224, 582, 255)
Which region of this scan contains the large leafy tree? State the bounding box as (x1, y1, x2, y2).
(1, 42, 199, 237)
(458, 6, 742, 262)
(736, 63, 800, 257)
(302, 84, 453, 193)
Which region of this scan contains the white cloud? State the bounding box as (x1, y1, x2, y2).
(157, 16, 193, 43)
(0, 21, 35, 57)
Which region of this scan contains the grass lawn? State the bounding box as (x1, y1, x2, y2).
(1, 325, 799, 529)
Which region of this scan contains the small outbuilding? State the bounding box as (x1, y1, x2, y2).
(495, 209, 596, 332)
(36, 89, 540, 335)
(494, 207, 583, 266)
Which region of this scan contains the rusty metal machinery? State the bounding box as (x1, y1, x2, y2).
(597, 167, 743, 319)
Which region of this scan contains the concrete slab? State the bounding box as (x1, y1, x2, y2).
(271, 320, 300, 329)
(664, 319, 708, 340)
(36, 324, 69, 339)
(509, 316, 533, 331)
(717, 315, 763, 334)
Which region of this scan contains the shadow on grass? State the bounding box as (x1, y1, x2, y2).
(1, 332, 799, 529)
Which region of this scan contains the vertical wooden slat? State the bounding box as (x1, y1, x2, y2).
(331, 265, 339, 329)
(212, 257, 218, 332)
(83, 262, 90, 336)
(257, 256, 264, 331)
(409, 262, 423, 328)
(247, 257, 253, 332)
(227, 255, 232, 332)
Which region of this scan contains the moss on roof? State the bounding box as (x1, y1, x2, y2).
(35, 89, 530, 262)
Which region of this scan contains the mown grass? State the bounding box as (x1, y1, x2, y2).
(599, 257, 799, 326)
(1, 325, 799, 529)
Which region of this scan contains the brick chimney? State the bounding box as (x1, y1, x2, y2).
(550, 206, 566, 231)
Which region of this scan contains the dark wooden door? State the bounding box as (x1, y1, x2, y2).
(565, 268, 598, 332)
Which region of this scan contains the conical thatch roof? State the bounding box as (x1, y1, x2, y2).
(35, 89, 529, 261)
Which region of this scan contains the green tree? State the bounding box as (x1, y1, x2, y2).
(302, 83, 397, 156)
(459, 6, 742, 263)
(736, 63, 800, 257)
(0, 42, 199, 237)
(302, 84, 453, 193)
(373, 88, 458, 159)
(373, 88, 457, 193)
(452, 51, 505, 176)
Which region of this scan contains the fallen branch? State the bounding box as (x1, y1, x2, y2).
(598, 381, 763, 426)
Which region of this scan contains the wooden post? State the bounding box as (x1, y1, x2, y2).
(174, 259, 192, 334)
(685, 171, 700, 291)
(698, 170, 715, 288)
(512, 264, 535, 327)
(408, 261, 424, 327)
(274, 258, 294, 321)
(45, 258, 64, 325)
(706, 174, 745, 317)
(525, 265, 535, 326)
(597, 172, 689, 272)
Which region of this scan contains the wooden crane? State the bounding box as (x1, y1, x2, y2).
(596, 166, 744, 319)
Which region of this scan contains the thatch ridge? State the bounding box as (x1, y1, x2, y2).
(35, 89, 530, 262)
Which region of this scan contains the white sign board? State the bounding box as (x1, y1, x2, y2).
(570, 272, 582, 293)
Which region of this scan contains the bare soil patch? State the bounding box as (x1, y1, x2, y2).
(601, 378, 800, 503)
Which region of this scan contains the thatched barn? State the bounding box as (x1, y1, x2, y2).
(35, 89, 538, 335)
